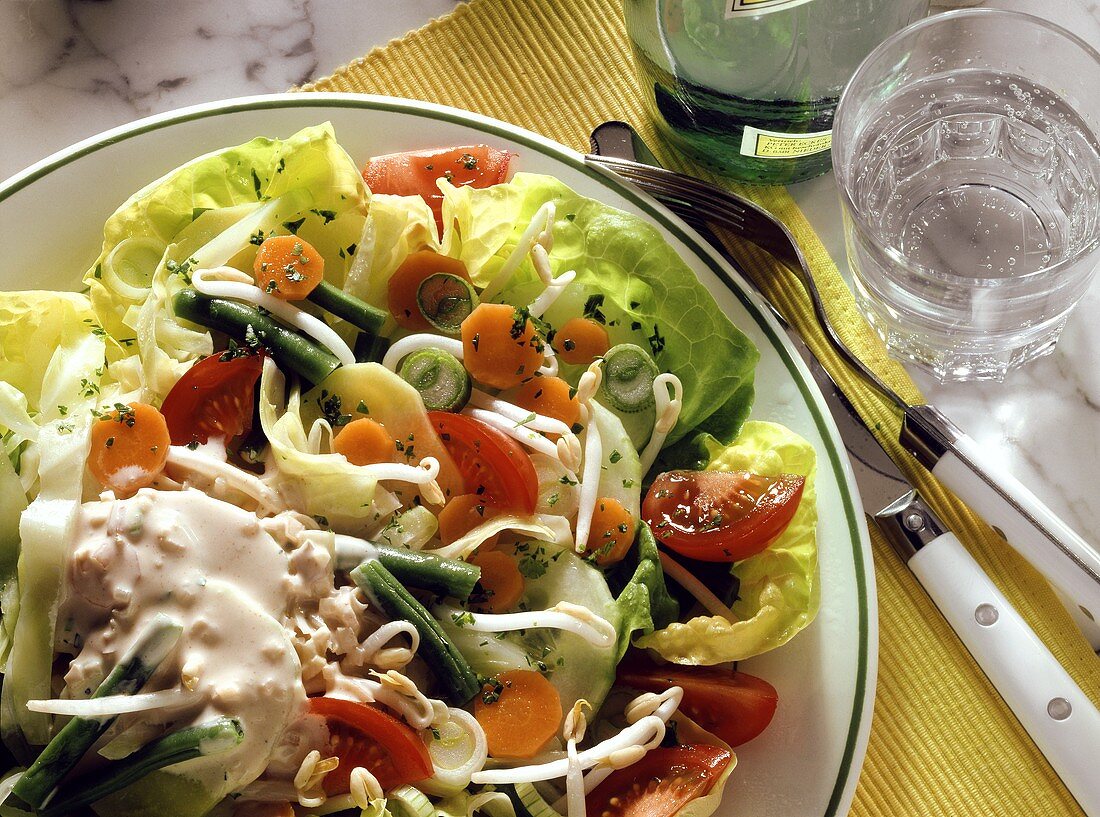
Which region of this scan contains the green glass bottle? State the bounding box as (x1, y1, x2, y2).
(624, 0, 929, 184)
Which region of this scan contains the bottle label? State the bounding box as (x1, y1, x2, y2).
(739, 126, 832, 159)
(726, 0, 816, 17)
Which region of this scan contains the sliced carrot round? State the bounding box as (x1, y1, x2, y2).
(469, 550, 525, 613)
(474, 669, 563, 759)
(253, 235, 325, 300)
(88, 403, 171, 493)
(584, 496, 636, 564)
(461, 303, 545, 390)
(388, 251, 472, 331)
(505, 375, 581, 430)
(553, 317, 610, 366)
(437, 493, 501, 547)
(333, 418, 394, 466)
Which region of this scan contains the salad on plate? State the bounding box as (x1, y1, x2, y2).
(0, 124, 820, 817)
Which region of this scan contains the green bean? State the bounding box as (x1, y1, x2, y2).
(13, 615, 182, 809)
(173, 289, 339, 385)
(41, 718, 242, 816)
(398, 348, 470, 412)
(306, 281, 387, 335)
(352, 561, 479, 704)
(354, 330, 391, 364)
(376, 546, 481, 600)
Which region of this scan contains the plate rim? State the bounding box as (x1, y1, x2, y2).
(0, 91, 878, 817)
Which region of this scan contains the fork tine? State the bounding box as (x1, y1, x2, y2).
(592, 158, 750, 220)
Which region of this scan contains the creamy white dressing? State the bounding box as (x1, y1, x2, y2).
(57, 488, 335, 794)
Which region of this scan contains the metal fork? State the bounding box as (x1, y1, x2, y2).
(583, 122, 1100, 648)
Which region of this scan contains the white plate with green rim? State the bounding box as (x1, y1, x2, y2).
(0, 93, 876, 817)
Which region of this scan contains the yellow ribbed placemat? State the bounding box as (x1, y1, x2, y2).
(300, 2, 1100, 814)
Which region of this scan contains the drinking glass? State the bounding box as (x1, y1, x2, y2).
(833, 9, 1100, 382)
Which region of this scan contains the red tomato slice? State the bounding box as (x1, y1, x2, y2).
(362, 145, 512, 235)
(308, 697, 432, 794)
(642, 470, 805, 562)
(585, 744, 731, 817)
(616, 656, 778, 747)
(428, 411, 538, 514)
(160, 351, 264, 447)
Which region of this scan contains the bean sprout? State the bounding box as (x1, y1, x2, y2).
(529, 269, 576, 319)
(574, 419, 603, 553)
(192, 267, 355, 366)
(480, 202, 555, 302)
(166, 445, 284, 514)
(638, 373, 683, 475)
(564, 700, 591, 817)
(658, 550, 738, 623)
(468, 390, 572, 436)
(462, 407, 563, 461)
(434, 602, 615, 649)
(349, 766, 385, 809)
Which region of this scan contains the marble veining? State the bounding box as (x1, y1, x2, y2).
(1, 0, 1099, 549)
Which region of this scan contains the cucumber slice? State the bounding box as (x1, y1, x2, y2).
(417, 273, 478, 335)
(597, 344, 657, 448)
(388, 785, 435, 817)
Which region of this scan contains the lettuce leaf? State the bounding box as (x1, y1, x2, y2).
(83, 123, 368, 403)
(608, 523, 679, 660)
(446, 172, 758, 446)
(0, 291, 99, 412)
(636, 420, 819, 663)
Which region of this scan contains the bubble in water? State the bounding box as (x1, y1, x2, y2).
(1008, 258, 1017, 266)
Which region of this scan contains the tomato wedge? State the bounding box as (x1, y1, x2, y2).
(428, 411, 538, 514)
(362, 145, 512, 234)
(585, 744, 731, 817)
(160, 351, 264, 447)
(308, 697, 432, 794)
(616, 656, 778, 747)
(642, 469, 805, 562)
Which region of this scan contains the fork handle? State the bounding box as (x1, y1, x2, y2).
(904, 405, 1100, 648)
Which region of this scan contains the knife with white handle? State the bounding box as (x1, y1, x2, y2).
(878, 492, 1100, 816)
(903, 406, 1100, 649)
(817, 366, 1100, 815)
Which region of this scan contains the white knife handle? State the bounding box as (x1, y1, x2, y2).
(904, 406, 1100, 647)
(932, 437, 1100, 649)
(909, 530, 1100, 816)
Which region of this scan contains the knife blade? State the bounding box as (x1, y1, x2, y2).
(588, 122, 1100, 814)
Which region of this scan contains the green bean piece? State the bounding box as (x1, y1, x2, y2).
(306, 281, 387, 335)
(352, 561, 480, 704)
(375, 545, 481, 601)
(13, 615, 182, 809)
(398, 348, 471, 412)
(416, 274, 478, 335)
(41, 718, 243, 817)
(354, 331, 391, 364)
(173, 289, 340, 385)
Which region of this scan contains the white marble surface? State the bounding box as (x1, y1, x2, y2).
(0, 0, 1098, 545)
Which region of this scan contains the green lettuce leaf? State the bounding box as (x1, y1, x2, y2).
(83, 123, 368, 403)
(443, 172, 758, 446)
(608, 523, 680, 661)
(636, 420, 819, 663)
(0, 291, 99, 413)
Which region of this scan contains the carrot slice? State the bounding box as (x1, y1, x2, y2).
(253, 235, 325, 300)
(474, 670, 563, 758)
(388, 251, 472, 332)
(437, 493, 502, 547)
(333, 418, 394, 466)
(583, 497, 636, 564)
(553, 317, 610, 366)
(88, 403, 171, 493)
(469, 550, 525, 613)
(505, 375, 581, 430)
(461, 303, 545, 390)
